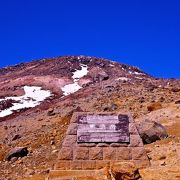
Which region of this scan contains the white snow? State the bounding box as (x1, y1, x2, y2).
(109, 64, 115, 67)
(129, 71, 144, 75)
(134, 71, 144, 75)
(116, 77, 129, 81)
(135, 77, 143, 80)
(61, 64, 88, 96)
(0, 86, 51, 117)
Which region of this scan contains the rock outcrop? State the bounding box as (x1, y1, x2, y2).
(136, 120, 168, 144)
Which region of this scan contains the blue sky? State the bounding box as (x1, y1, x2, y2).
(0, 0, 179, 78)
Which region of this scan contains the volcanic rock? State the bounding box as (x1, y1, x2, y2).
(136, 119, 168, 144)
(6, 147, 28, 161)
(111, 162, 141, 180)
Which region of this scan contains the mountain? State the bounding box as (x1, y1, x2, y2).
(0, 56, 179, 179)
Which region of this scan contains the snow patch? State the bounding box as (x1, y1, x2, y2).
(116, 77, 129, 81)
(61, 64, 88, 96)
(109, 64, 115, 67)
(129, 71, 144, 75)
(0, 86, 51, 117)
(135, 77, 143, 80)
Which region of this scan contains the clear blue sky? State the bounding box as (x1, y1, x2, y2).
(0, 0, 179, 78)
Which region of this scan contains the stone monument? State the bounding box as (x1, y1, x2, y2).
(55, 112, 149, 171)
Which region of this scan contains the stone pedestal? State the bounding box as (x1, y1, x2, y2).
(55, 112, 149, 170)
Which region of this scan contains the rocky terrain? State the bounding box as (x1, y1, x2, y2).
(0, 56, 179, 179)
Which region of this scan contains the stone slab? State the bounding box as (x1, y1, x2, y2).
(77, 113, 129, 143)
(77, 131, 129, 143)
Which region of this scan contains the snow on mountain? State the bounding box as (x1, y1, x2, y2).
(0, 86, 51, 117)
(61, 64, 88, 96)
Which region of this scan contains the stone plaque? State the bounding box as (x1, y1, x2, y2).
(77, 114, 129, 143)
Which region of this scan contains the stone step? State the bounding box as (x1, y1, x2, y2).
(48, 170, 108, 180)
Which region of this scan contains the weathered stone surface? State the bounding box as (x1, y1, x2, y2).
(58, 147, 73, 160)
(82, 161, 96, 170)
(133, 160, 150, 168)
(47, 108, 55, 116)
(55, 161, 71, 170)
(96, 161, 110, 169)
(147, 102, 162, 112)
(116, 147, 132, 160)
(70, 161, 82, 170)
(62, 135, 76, 147)
(55, 112, 149, 174)
(103, 147, 116, 160)
(129, 135, 143, 147)
(66, 123, 77, 135)
(74, 147, 89, 160)
(131, 147, 148, 160)
(111, 161, 141, 180)
(77, 131, 130, 143)
(136, 119, 168, 144)
(89, 147, 103, 160)
(71, 113, 87, 123)
(49, 169, 110, 180)
(129, 123, 138, 135)
(6, 147, 28, 161)
(77, 113, 130, 143)
(110, 143, 128, 147)
(97, 143, 110, 147)
(78, 143, 97, 147)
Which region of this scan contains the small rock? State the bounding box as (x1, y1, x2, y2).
(40, 169, 50, 175)
(6, 147, 28, 161)
(47, 108, 55, 116)
(12, 134, 21, 141)
(171, 88, 180, 92)
(103, 103, 118, 111)
(26, 169, 35, 176)
(50, 140, 55, 145)
(160, 161, 166, 166)
(175, 100, 180, 104)
(147, 102, 162, 112)
(51, 145, 56, 150)
(158, 155, 166, 160)
(4, 126, 8, 130)
(52, 150, 58, 154)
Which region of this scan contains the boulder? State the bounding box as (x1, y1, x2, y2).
(111, 162, 141, 180)
(103, 103, 118, 111)
(6, 147, 28, 161)
(147, 102, 162, 112)
(175, 100, 180, 104)
(136, 120, 168, 144)
(47, 108, 55, 116)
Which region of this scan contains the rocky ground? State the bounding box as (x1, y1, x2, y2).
(0, 56, 179, 179)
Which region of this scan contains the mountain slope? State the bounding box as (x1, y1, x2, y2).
(0, 56, 179, 179)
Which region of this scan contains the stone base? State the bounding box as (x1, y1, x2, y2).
(48, 169, 109, 180)
(55, 112, 150, 171)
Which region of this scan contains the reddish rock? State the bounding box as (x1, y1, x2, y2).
(136, 119, 168, 144)
(116, 147, 132, 160)
(111, 162, 141, 180)
(74, 147, 89, 160)
(58, 147, 73, 160)
(89, 147, 103, 160)
(103, 147, 116, 160)
(147, 102, 162, 112)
